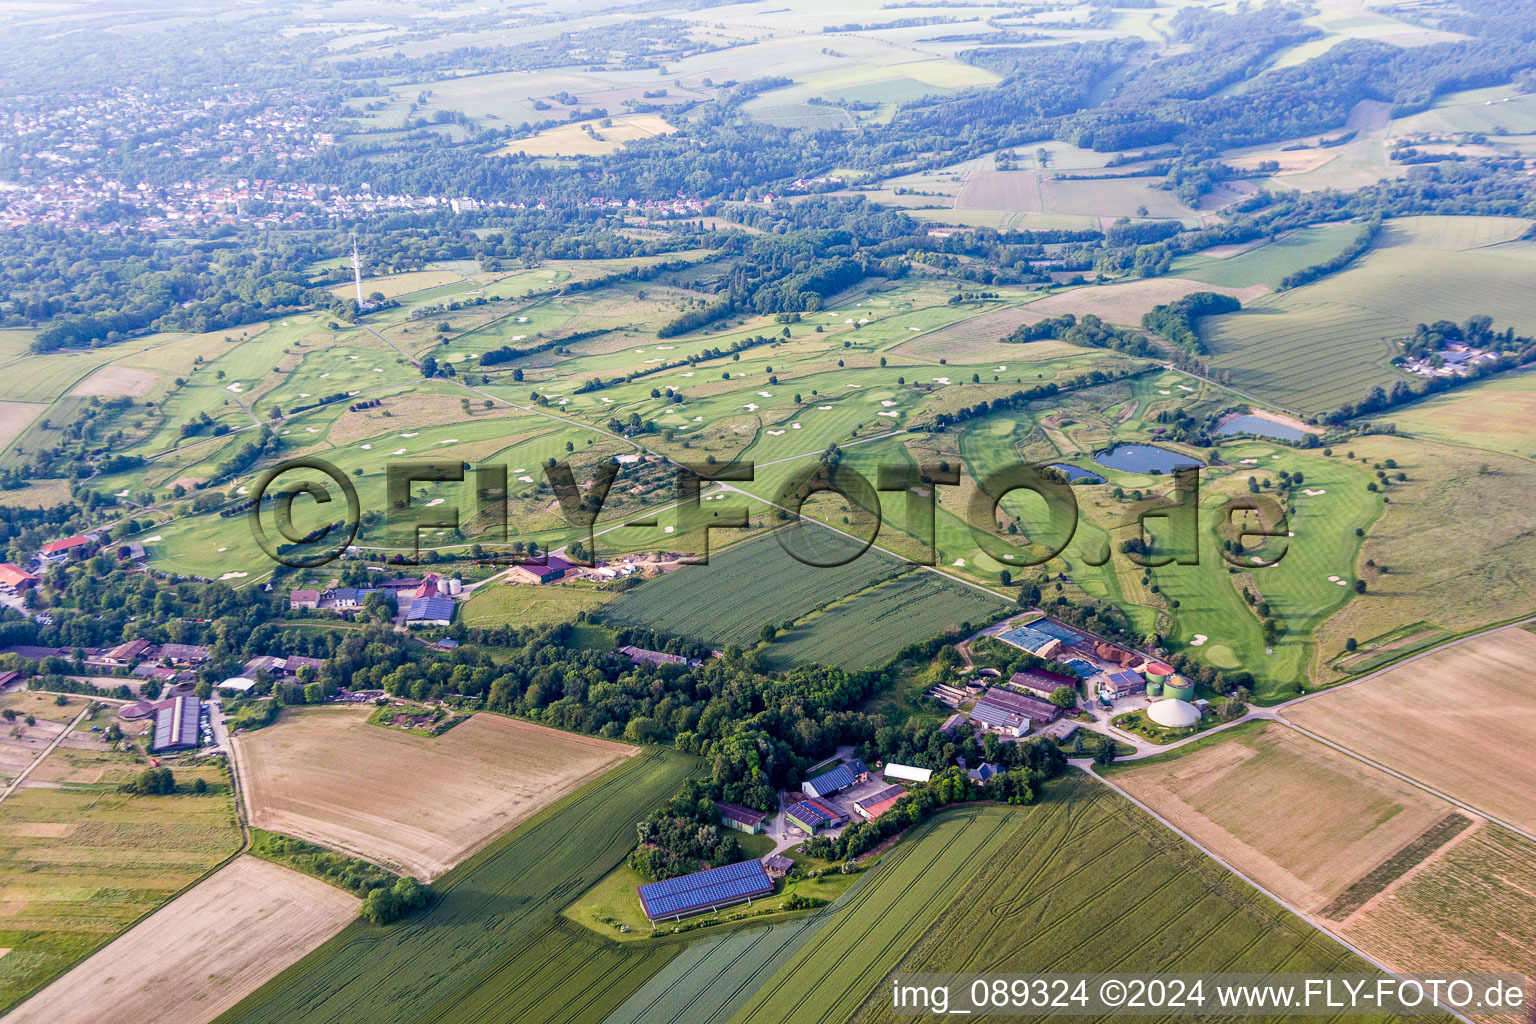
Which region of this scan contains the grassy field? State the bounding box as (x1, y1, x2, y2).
(1113, 723, 1451, 914)
(500, 113, 678, 157)
(7, 855, 356, 1024)
(0, 744, 241, 1013)
(1382, 367, 1536, 459)
(236, 706, 634, 879)
(217, 747, 699, 1024)
(460, 579, 617, 627)
(1284, 627, 1536, 833)
(600, 529, 910, 648)
(760, 570, 1006, 671)
(1200, 216, 1536, 414)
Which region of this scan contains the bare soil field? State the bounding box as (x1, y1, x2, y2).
(1285, 627, 1536, 833)
(1028, 278, 1269, 326)
(68, 364, 159, 398)
(0, 401, 44, 450)
(1113, 723, 1452, 912)
(955, 171, 1197, 220)
(236, 706, 634, 878)
(6, 856, 356, 1024)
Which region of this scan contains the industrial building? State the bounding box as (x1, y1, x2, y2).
(801, 759, 869, 798)
(151, 695, 200, 754)
(715, 801, 767, 834)
(0, 563, 38, 593)
(506, 556, 576, 585)
(636, 858, 775, 922)
(1098, 668, 1147, 700)
(971, 687, 1063, 737)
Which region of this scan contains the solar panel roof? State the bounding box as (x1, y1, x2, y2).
(636, 858, 773, 919)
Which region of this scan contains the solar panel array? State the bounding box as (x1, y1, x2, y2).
(804, 763, 854, 793)
(407, 596, 455, 621)
(637, 858, 773, 919)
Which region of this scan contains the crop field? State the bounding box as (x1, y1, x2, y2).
(955, 171, 1197, 221)
(501, 113, 679, 157)
(1382, 367, 1536, 458)
(730, 805, 1022, 1024)
(0, 752, 241, 1013)
(235, 707, 634, 879)
(846, 774, 1411, 1024)
(1170, 223, 1358, 289)
(1333, 821, 1536, 1011)
(1028, 277, 1266, 327)
(1111, 724, 1454, 914)
(7, 855, 356, 1024)
(217, 748, 699, 1024)
(600, 528, 911, 648)
(760, 570, 1006, 671)
(604, 916, 836, 1024)
(1284, 627, 1536, 834)
(744, 104, 853, 130)
(1200, 216, 1536, 414)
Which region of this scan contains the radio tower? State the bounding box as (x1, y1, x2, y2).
(351, 232, 365, 306)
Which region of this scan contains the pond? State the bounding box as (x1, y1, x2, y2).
(1092, 443, 1205, 475)
(1048, 463, 1105, 484)
(1216, 414, 1308, 443)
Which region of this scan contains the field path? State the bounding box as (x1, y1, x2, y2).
(0, 705, 88, 808)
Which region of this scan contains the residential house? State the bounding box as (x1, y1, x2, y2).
(289, 589, 321, 610)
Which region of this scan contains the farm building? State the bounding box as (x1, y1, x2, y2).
(968, 762, 1002, 783)
(764, 854, 794, 878)
(801, 759, 869, 798)
(883, 763, 932, 784)
(284, 655, 325, 677)
(0, 563, 38, 593)
(1009, 668, 1077, 700)
(1099, 668, 1147, 700)
(150, 695, 200, 754)
(786, 797, 846, 834)
(996, 624, 1064, 659)
(505, 556, 576, 585)
(289, 589, 321, 610)
(329, 587, 373, 609)
(37, 533, 98, 562)
(217, 676, 257, 694)
(972, 687, 1062, 737)
(636, 858, 775, 922)
(716, 801, 767, 834)
(970, 699, 1027, 737)
(619, 644, 697, 668)
(158, 643, 210, 665)
(101, 638, 152, 667)
(406, 596, 455, 626)
(853, 785, 907, 821)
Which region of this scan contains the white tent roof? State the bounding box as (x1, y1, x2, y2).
(883, 763, 933, 784)
(1146, 698, 1200, 729)
(218, 676, 257, 693)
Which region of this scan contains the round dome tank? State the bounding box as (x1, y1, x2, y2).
(1146, 699, 1200, 729)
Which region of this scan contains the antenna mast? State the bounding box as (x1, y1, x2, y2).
(351, 232, 364, 306)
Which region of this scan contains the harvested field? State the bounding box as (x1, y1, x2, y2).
(7, 856, 356, 1024)
(68, 364, 158, 398)
(1286, 627, 1536, 834)
(1334, 821, 1536, 1017)
(499, 113, 679, 156)
(236, 707, 634, 879)
(1028, 278, 1269, 327)
(0, 402, 44, 450)
(956, 171, 1195, 220)
(1111, 723, 1451, 913)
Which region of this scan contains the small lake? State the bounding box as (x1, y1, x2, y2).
(1049, 463, 1105, 484)
(1092, 443, 1205, 475)
(1216, 414, 1307, 443)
